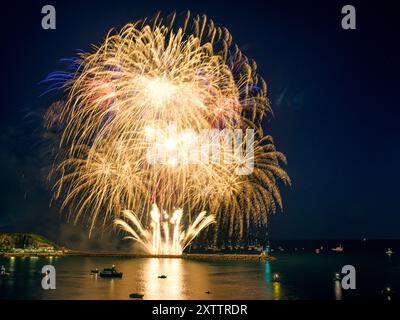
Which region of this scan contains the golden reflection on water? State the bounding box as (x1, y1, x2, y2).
(334, 281, 342, 300)
(272, 282, 281, 300)
(9, 256, 15, 270)
(0, 256, 282, 299)
(109, 278, 115, 295)
(265, 261, 283, 300)
(144, 258, 184, 299)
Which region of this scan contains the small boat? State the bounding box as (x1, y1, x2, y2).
(129, 293, 144, 299)
(99, 266, 123, 278)
(332, 245, 344, 252)
(272, 273, 280, 283)
(91, 268, 99, 274)
(158, 275, 167, 279)
(381, 287, 395, 300)
(205, 291, 211, 294)
(0, 266, 10, 277)
(386, 248, 395, 256)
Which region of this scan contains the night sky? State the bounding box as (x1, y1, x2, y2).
(0, 0, 399, 246)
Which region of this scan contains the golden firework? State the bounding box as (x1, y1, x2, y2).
(46, 12, 290, 245)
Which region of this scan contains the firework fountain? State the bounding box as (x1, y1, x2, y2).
(114, 204, 215, 255)
(44, 12, 290, 255)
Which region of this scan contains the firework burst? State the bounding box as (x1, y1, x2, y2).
(45, 11, 290, 251)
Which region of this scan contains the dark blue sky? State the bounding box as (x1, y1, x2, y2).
(0, 0, 399, 243)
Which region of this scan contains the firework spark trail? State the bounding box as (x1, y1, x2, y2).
(115, 204, 215, 255)
(45, 11, 291, 251)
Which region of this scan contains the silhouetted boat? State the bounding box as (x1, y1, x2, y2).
(272, 273, 280, 283)
(99, 266, 122, 278)
(332, 245, 344, 252)
(0, 266, 10, 277)
(386, 248, 395, 256)
(158, 275, 167, 279)
(129, 293, 144, 299)
(381, 287, 395, 300)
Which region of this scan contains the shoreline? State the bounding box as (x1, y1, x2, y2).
(0, 251, 275, 261)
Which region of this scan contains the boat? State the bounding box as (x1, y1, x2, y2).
(386, 248, 395, 256)
(91, 268, 99, 274)
(129, 293, 144, 299)
(331, 245, 344, 252)
(158, 275, 167, 279)
(0, 266, 10, 277)
(272, 273, 280, 283)
(99, 266, 123, 278)
(381, 287, 395, 300)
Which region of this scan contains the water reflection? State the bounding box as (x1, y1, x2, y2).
(334, 281, 342, 300)
(264, 261, 271, 283)
(4, 254, 387, 300)
(144, 258, 184, 299)
(109, 278, 115, 295)
(9, 256, 15, 271)
(272, 282, 281, 300)
(264, 261, 282, 299)
(264, 261, 274, 297)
